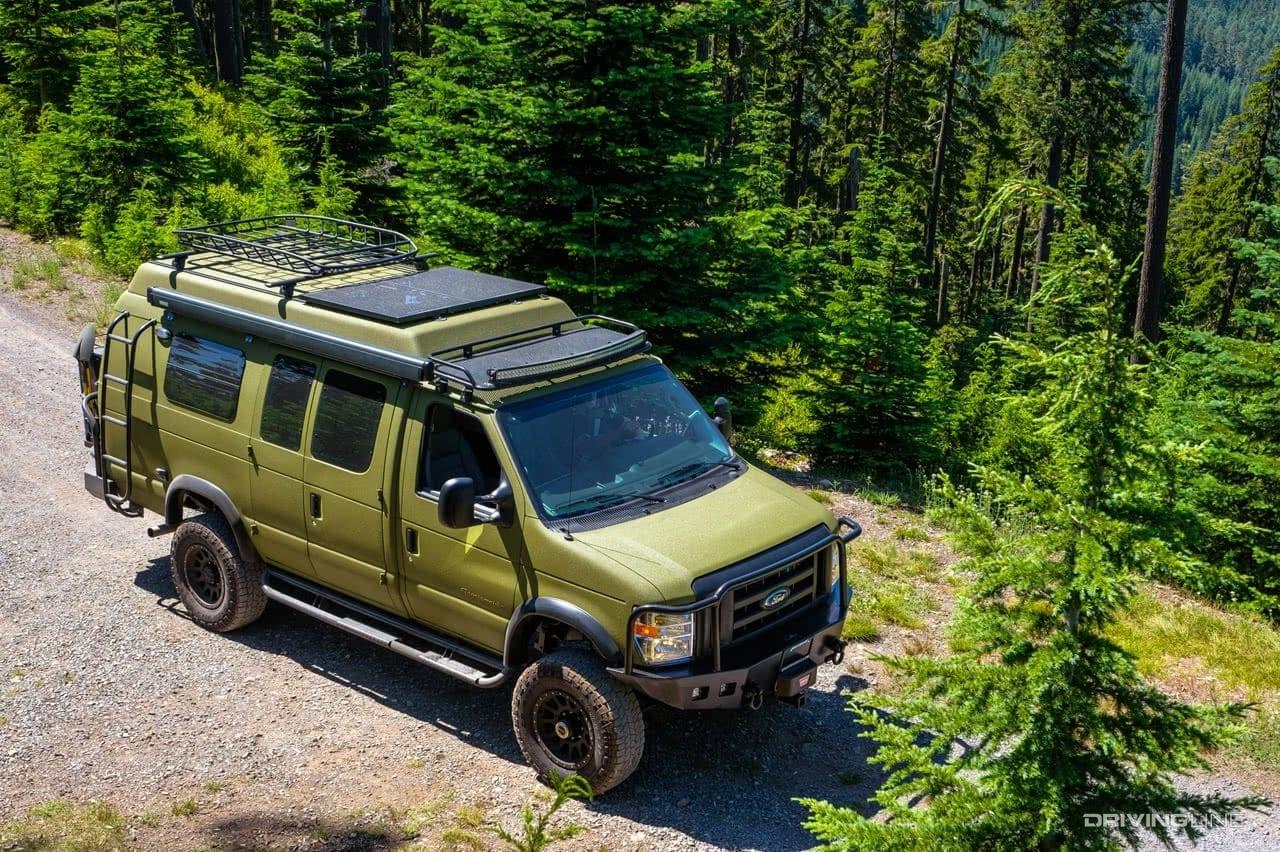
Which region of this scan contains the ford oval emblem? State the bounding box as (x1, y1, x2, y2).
(762, 586, 791, 610)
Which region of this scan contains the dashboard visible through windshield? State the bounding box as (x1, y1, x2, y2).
(498, 363, 737, 522)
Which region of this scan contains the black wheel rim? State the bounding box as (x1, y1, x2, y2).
(532, 688, 592, 769)
(182, 544, 225, 610)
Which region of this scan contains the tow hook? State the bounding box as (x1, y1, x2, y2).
(824, 635, 847, 666)
(742, 682, 764, 711)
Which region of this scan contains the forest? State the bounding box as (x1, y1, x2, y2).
(0, 1, 1277, 846)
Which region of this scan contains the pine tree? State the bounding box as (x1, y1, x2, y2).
(995, 0, 1146, 316)
(1150, 175, 1280, 613)
(801, 185, 1265, 851)
(388, 0, 758, 382)
(803, 157, 933, 466)
(1166, 45, 1280, 334)
(245, 0, 388, 183)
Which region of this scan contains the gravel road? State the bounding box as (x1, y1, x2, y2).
(0, 246, 1273, 851)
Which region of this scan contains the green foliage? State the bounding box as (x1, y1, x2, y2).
(803, 158, 935, 467)
(81, 187, 183, 277)
(801, 187, 1267, 850)
(0, 799, 128, 851)
(489, 773, 593, 852)
(1166, 44, 1280, 333)
(1148, 180, 1280, 614)
(388, 0, 758, 385)
(245, 0, 388, 188)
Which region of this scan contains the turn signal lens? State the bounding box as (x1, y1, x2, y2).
(633, 612, 694, 665)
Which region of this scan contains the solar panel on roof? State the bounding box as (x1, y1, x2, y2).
(302, 266, 546, 324)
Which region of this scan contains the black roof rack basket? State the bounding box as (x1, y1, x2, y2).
(172, 215, 419, 297)
(430, 315, 650, 393)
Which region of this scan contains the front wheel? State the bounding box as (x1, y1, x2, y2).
(170, 512, 265, 632)
(511, 649, 644, 795)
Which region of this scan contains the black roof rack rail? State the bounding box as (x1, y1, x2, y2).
(170, 215, 419, 298)
(429, 315, 650, 393)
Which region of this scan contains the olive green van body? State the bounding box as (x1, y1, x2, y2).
(78, 217, 859, 792)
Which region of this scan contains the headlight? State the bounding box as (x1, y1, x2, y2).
(633, 611, 694, 665)
(829, 543, 842, 592)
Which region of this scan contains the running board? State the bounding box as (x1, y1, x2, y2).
(262, 569, 507, 688)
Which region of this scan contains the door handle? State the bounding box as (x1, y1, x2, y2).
(405, 527, 418, 555)
(310, 492, 321, 518)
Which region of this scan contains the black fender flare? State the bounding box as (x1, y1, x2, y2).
(504, 599, 623, 668)
(164, 474, 259, 566)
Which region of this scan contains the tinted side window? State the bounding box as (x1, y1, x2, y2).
(260, 355, 316, 450)
(311, 369, 387, 472)
(420, 406, 502, 495)
(164, 335, 245, 422)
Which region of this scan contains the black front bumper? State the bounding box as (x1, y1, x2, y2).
(608, 608, 846, 710)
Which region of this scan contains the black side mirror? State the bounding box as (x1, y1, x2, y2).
(713, 396, 733, 444)
(438, 477, 478, 528)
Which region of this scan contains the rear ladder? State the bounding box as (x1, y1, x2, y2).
(94, 312, 156, 517)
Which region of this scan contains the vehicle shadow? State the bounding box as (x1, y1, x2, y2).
(595, 674, 888, 851)
(135, 556, 890, 850)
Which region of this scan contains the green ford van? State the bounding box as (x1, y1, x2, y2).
(76, 215, 861, 793)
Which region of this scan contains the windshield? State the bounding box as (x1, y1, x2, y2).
(498, 363, 735, 520)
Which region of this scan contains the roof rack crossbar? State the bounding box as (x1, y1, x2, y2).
(429, 315, 650, 391)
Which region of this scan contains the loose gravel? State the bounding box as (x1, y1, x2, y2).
(0, 234, 1273, 850)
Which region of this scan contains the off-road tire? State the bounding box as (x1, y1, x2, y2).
(170, 512, 266, 632)
(511, 648, 644, 795)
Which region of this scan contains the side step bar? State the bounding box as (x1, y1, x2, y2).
(262, 569, 508, 688)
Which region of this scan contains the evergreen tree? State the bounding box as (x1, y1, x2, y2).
(0, 0, 98, 119)
(801, 185, 1265, 850)
(245, 0, 388, 183)
(1166, 45, 1280, 335)
(995, 0, 1145, 312)
(803, 157, 933, 466)
(388, 0, 761, 382)
(1150, 174, 1280, 613)
(62, 2, 204, 216)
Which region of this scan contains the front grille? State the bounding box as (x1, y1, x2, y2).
(728, 550, 820, 643)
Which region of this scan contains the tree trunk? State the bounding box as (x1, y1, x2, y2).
(924, 0, 964, 293)
(1028, 79, 1069, 330)
(211, 0, 244, 85)
(361, 0, 392, 106)
(878, 3, 901, 137)
(784, 0, 812, 207)
(1134, 0, 1187, 354)
(1007, 201, 1028, 300)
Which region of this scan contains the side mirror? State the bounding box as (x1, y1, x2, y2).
(438, 477, 478, 528)
(713, 397, 733, 444)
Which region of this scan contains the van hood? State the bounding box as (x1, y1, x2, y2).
(569, 465, 834, 603)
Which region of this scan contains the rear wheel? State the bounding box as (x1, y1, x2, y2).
(512, 649, 644, 794)
(170, 512, 265, 632)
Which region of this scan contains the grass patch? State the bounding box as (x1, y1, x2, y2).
(806, 489, 833, 504)
(892, 524, 930, 542)
(1110, 588, 1280, 699)
(0, 799, 128, 851)
(1111, 586, 1280, 772)
(842, 612, 880, 642)
(170, 797, 199, 817)
(1225, 708, 1280, 772)
(12, 257, 67, 293)
(843, 541, 942, 639)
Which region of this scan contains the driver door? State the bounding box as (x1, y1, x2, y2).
(397, 398, 522, 653)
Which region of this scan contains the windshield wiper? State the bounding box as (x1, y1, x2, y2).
(556, 490, 667, 515)
(655, 459, 739, 487)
